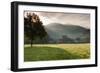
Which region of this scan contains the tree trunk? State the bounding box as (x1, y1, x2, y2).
(30, 39, 33, 47)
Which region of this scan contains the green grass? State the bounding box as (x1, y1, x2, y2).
(24, 44, 90, 62)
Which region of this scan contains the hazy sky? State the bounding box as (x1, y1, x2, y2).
(24, 11, 90, 29)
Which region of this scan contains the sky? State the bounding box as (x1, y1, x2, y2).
(24, 11, 90, 29)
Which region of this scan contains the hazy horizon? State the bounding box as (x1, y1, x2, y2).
(24, 11, 90, 29)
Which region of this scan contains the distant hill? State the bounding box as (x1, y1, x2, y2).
(44, 23, 90, 43)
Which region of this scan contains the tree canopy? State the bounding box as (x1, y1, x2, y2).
(24, 12, 47, 47)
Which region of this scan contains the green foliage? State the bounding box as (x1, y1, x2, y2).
(24, 13, 47, 46)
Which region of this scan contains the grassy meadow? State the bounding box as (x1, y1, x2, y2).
(24, 43, 90, 62)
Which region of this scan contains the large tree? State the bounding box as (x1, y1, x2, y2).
(24, 13, 47, 47)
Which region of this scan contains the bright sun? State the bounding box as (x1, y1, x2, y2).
(39, 16, 51, 25)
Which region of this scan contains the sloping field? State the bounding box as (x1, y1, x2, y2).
(24, 44, 90, 61)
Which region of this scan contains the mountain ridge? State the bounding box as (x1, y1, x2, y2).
(44, 23, 90, 43)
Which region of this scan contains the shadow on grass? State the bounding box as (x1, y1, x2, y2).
(24, 46, 88, 62)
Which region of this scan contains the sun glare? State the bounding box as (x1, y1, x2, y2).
(39, 16, 51, 25)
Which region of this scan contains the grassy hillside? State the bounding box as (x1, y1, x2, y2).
(24, 43, 90, 61)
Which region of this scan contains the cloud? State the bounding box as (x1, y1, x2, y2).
(24, 11, 90, 29)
